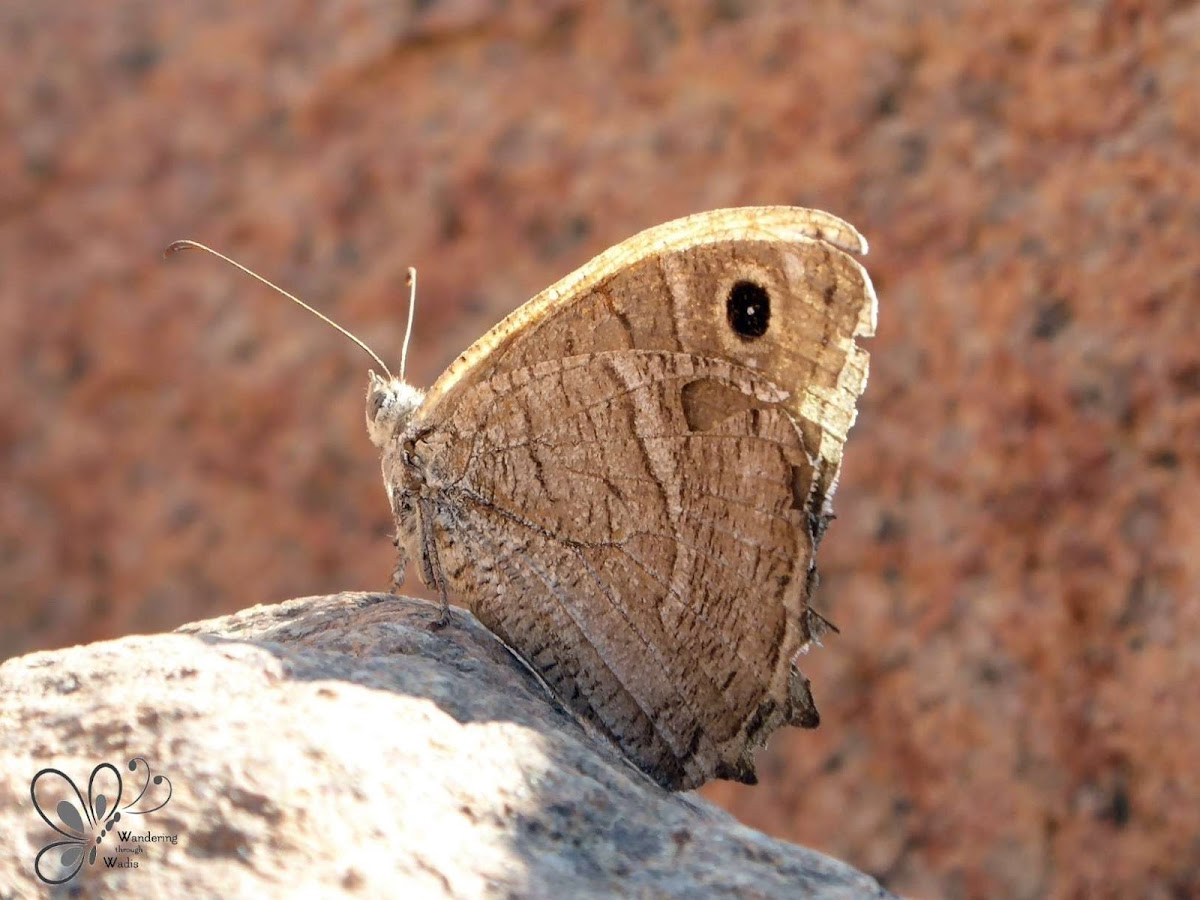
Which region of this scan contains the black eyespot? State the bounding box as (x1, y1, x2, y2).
(726, 280, 770, 340)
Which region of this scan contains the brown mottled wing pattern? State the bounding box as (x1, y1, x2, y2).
(421, 207, 876, 508)
(414, 351, 815, 789)
(388, 207, 877, 789)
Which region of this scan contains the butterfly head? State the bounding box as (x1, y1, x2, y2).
(366, 371, 425, 449)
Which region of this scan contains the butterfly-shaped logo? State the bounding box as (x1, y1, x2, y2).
(30, 757, 173, 885)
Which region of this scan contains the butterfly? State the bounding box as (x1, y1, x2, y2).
(364, 207, 876, 790)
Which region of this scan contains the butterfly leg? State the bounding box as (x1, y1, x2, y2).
(431, 583, 451, 630)
(419, 497, 451, 630)
(389, 532, 408, 590)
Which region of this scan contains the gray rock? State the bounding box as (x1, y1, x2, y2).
(0, 593, 895, 898)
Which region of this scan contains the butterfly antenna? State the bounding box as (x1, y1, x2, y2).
(164, 239, 394, 380)
(400, 266, 417, 382)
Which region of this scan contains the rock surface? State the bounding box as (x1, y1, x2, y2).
(0, 592, 894, 898)
(3, 3, 1198, 897)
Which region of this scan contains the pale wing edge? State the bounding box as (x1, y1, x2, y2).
(421, 207, 877, 418)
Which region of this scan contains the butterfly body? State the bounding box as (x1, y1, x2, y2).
(367, 207, 876, 790)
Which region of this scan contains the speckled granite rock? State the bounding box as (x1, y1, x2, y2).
(0, 593, 893, 899)
(2, 2, 1197, 897)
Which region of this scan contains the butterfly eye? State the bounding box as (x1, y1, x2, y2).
(369, 391, 388, 419)
(726, 280, 771, 340)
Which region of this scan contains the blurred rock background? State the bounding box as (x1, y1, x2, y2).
(1, 1, 1196, 896)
